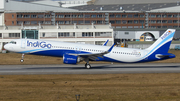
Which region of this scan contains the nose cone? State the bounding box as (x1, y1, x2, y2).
(4, 44, 9, 50)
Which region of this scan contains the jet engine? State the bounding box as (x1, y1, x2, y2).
(63, 54, 81, 64)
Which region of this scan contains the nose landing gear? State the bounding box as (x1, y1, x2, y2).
(20, 54, 25, 63)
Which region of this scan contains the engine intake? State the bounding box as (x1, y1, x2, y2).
(63, 54, 81, 64)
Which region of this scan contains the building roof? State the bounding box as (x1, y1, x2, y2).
(70, 3, 179, 11)
(5, 0, 78, 12)
(94, 0, 180, 5)
(149, 5, 180, 12)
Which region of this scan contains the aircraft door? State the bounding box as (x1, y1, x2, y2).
(75, 46, 82, 54)
(21, 39, 26, 49)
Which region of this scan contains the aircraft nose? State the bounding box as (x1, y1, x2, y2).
(4, 44, 9, 50)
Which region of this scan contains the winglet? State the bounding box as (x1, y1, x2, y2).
(107, 43, 115, 52)
(103, 39, 109, 46)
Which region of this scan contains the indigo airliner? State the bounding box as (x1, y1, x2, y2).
(4, 29, 176, 69)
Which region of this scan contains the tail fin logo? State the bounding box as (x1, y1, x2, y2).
(161, 30, 172, 40)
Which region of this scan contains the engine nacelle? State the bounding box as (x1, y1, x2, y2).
(63, 54, 81, 64)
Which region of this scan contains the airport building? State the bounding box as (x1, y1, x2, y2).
(1, 0, 180, 51)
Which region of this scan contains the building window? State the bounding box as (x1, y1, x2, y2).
(57, 15, 64, 18)
(128, 14, 133, 18)
(122, 20, 127, 24)
(150, 26, 156, 28)
(17, 21, 23, 25)
(85, 21, 90, 24)
(124, 32, 129, 35)
(31, 15, 37, 18)
(162, 26, 167, 28)
(134, 20, 138, 23)
(72, 15, 77, 18)
(78, 14, 83, 18)
(31, 21, 37, 24)
(173, 20, 178, 23)
(38, 21, 44, 24)
(139, 20, 144, 23)
(24, 15, 30, 18)
(91, 15, 96, 18)
(156, 15, 161, 18)
(110, 20, 115, 24)
(12, 21, 14, 25)
(44, 21, 51, 24)
(122, 15, 127, 18)
(78, 21, 83, 24)
(134, 14, 138, 18)
(97, 20, 103, 24)
(82, 32, 93, 37)
(97, 15, 103, 18)
(139, 15, 144, 18)
(168, 14, 173, 18)
(157, 26, 161, 28)
(128, 20, 133, 24)
(45, 15, 51, 18)
(150, 20, 156, 23)
(9, 33, 20, 37)
(109, 14, 115, 18)
(38, 15, 44, 18)
(168, 20, 172, 23)
(168, 26, 173, 28)
(12, 15, 14, 18)
(150, 14, 156, 18)
(56, 21, 64, 24)
(92, 21, 96, 24)
(72, 21, 77, 24)
(162, 14, 167, 18)
(42, 33, 45, 37)
(85, 15, 90, 18)
(157, 20, 161, 23)
(173, 14, 178, 18)
(65, 21, 71, 24)
(58, 32, 70, 37)
(24, 21, 30, 24)
(0, 33, 2, 37)
(64, 15, 70, 18)
(173, 26, 178, 28)
(116, 15, 121, 18)
(162, 20, 167, 23)
(116, 20, 121, 24)
(17, 14, 23, 18)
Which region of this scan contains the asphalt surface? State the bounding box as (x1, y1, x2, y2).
(0, 63, 180, 75)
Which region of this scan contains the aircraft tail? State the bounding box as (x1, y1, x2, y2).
(145, 29, 176, 54)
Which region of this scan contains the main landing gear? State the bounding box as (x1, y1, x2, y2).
(20, 54, 25, 63)
(84, 58, 91, 69)
(85, 63, 91, 69)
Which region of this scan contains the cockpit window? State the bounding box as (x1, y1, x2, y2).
(10, 41, 16, 44)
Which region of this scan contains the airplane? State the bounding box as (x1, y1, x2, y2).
(4, 29, 176, 69)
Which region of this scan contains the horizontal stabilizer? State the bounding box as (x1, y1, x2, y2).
(155, 53, 175, 59)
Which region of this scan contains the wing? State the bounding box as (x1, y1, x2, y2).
(69, 43, 115, 60)
(103, 39, 109, 46)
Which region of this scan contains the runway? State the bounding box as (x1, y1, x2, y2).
(0, 63, 180, 75)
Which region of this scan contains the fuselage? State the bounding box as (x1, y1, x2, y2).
(4, 39, 164, 63)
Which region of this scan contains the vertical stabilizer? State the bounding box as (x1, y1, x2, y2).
(146, 29, 176, 54)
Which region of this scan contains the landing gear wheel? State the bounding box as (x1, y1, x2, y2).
(20, 59, 24, 63)
(85, 63, 91, 69)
